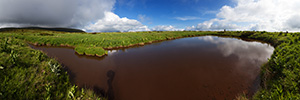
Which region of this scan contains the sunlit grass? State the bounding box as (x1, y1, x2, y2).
(1, 29, 300, 99)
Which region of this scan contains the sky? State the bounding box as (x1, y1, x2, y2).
(0, 0, 300, 32)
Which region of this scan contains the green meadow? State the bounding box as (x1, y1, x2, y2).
(1, 29, 300, 99)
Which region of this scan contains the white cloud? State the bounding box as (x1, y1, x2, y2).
(152, 25, 184, 31)
(0, 0, 115, 27)
(174, 16, 202, 21)
(285, 14, 300, 29)
(187, 0, 300, 32)
(137, 14, 150, 22)
(0, 0, 151, 32)
(185, 19, 242, 31)
(0, 23, 22, 28)
(203, 10, 219, 15)
(85, 12, 150, 32)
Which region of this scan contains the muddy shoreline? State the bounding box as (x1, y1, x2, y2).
(29, 36, 274, 100)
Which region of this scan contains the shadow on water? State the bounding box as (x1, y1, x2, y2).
(92, 70, 115, 100)
(62, 64, 77, 84)
(29, 36, 274, 100)
(248, 75, 261, 98)
(92, 86, 106, 97)
(107, 70, 115, 100)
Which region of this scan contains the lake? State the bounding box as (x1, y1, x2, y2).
(30, 36, 274, 100)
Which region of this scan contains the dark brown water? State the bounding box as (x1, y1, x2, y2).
(30, 36, 274, 100)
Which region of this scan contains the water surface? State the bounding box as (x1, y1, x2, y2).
(30, 36, 274, 100)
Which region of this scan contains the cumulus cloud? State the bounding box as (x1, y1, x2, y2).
(0, 0, 115, 27)
(187, 0, 300, 31)
(85, 12, 150, 32)
(0, 0, 152, 32)
(285, 14, 300, 30)
(152, 25, 184, 31)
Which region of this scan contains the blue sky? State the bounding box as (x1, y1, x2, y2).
(0, 0, 300, 32)
(114, 0, 231, 29)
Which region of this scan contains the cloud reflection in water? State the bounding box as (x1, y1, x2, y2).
(200, 36, 274, 67)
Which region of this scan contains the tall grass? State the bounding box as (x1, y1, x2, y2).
(2, 30, 213, 56)
(0, 37, 103, 99)
(1, 29, 300, 99)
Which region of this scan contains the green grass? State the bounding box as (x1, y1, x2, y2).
(1, 29, 300, 99)
(1, 30, 215, 56)
(75, 46, 107, 56)
(0, 36, 104, 100)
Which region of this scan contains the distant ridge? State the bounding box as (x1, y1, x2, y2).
(0, 27, 85, 33)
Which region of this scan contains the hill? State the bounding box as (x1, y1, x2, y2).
(0, 27, 85, 33)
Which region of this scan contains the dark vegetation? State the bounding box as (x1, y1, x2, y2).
(1, 28, 300, 99)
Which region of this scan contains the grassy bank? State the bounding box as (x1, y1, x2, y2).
(0, 36, 104, 99)
(208, 31, 300, 99)
(0, 29, 217, 56)
(1, 29, 300, 99)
